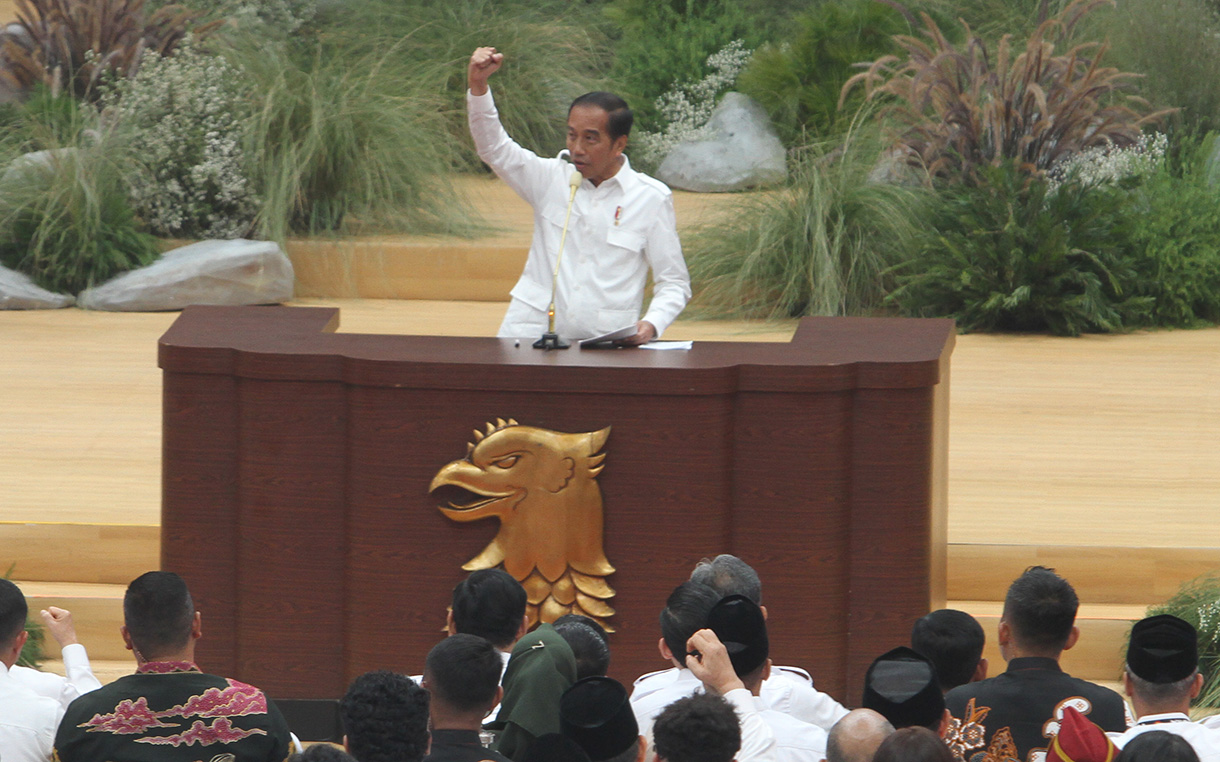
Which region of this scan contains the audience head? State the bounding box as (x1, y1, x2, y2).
(705, 594, 769, 689)
(862, 646, 946, 731)
(1116, 731, 1198, 762)
(1046, 706, 1117, 762)
(553, 614, 611, 680)
(521, 735, 592, 762)
(288, 746, 360, 762)
(0, 578, 28, 664)
(872, 727, 953, 762)
(424, 633, 503, 723)
(1001, 566, 1079, 657)
(122, 571, 197, 661)
(911, 609, 987, 692)
(560, 677, 642, 762)
(449, 569, 528, 650)
(658, 581, 720, 664)
(690, 555, 763, 605)
(652, 693, 740, 762)
(1124, 614, 1202, 712)
(826, 708, 895, 762)
(340, 670, 430, 762)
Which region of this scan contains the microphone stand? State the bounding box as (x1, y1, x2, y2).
(534, 169, 583, 350)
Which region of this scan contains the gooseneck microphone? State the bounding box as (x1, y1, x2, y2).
(533, 168, 583, 350)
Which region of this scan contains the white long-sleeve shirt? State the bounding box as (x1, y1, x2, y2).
(0, 661, 64, 762)
(10, 643, 102, 710)
(467, 88, 691, 340)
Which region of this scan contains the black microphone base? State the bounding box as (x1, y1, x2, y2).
(532, 332, 570, 350)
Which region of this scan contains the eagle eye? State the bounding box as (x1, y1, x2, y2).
(492, 455, 520, 469)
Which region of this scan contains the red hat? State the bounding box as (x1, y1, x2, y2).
(1047, 706, 1118, 762)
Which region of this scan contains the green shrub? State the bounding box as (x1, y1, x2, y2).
(0, 120, 159, 295)
(888, 161, 1151, 335)
(686, 128, 925, 319)
(1147, 574, 1220, 709)
(737, 0, 911, 145)
(604, 0, 765, 131)
(844, 0, 1169, 183)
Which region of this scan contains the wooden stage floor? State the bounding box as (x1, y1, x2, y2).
(3, 299, 1218, 550)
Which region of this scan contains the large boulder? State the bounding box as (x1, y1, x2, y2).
(656, 92, 787, 192)
(0, 264, 74, 309)
(77, 239, 294, 311)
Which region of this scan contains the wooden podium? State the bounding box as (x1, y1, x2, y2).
(159, 306, 953, 705)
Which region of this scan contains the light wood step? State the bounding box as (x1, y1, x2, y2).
(952, 600, 1144, 683)
(15, 581, 128, 661)
(0, 522, 158, 585)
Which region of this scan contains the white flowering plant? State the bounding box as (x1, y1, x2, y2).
(1046, 132, 1168, 195)
(104, 45, 259, 239)
(634, 40, 753, 168)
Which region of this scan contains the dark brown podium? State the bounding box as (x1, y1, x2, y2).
(159, 305, 953, 706)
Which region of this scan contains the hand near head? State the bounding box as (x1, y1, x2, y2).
(617, 320, 657, 346)
(40, 606, 79, 647)
(685, 629, 744, 696)
(468, 47, 504, 96)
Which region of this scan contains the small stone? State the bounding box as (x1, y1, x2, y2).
(0, 264, 74, 309)
(77, 239, 294, 311)
(656, 92, 787, 193)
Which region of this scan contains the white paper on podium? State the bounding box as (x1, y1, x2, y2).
(641, 341, 693, 350)
(578, 325, 637, 347)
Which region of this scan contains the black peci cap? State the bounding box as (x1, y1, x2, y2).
(1127, 615, 1198, 684)
(862, 646, 945, 729)
(559, 677, 639, 762)
(705, 594, 769, 677)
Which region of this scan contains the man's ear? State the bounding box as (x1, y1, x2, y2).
(516, 614, 530, 642)
(634, 735, 646, 762)
(611, 134, 628, 157)
(658, 637, 676, 664)
(493, 684, 504, 706)
(343, 735, 350, 753)
(446, 609, 457, 637)
(191, 611, 202, 640)
(997, 619, 1011, 647)
(9, 628, 28, 661)
(120, 624, 134, 651)
(762, 658, 773, 683)
(972, 657, 988, 682)
(938, 708, 951, 737)
(1063, 625, 1080, 652)
(759, 605, 768, 622)
(1122, 670, 1134, 697)
(1191, 671, 1204, 699)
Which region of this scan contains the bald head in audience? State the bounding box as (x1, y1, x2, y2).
(826, 709, 895, 762)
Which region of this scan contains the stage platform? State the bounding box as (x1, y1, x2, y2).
(4, 299, 1219, 690)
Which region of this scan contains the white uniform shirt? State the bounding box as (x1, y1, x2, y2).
(10, 644, 102, 710)
(1110, 713, 1220, 762)
(630, 667, 775, 762)
(633, 665, 848, 730)
(758, 699, 829, 762)
(467, 88, 691, 340)
(0, 661, 64, 762)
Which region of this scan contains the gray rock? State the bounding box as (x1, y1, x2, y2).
(0, 264, 74, 309)
(1, 148, 76, 187)
(657, 92, 787, 192)
(77, 239, 294, 311)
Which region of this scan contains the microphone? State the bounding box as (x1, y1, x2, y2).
(533, 168, 583, 350)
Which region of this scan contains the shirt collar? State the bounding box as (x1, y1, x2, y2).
(137, 660, 202, 674)
(1005, 656, 1064, 673)
(1136, 712, 1191, 725)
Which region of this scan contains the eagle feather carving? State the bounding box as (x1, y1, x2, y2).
(429, 419, 615, 629)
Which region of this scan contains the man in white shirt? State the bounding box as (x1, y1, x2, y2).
(634, 554, 847, 730)
(10, 605, 102, 709)
(0, 578, 64, 762)
(1109, 615, 1220, 762)
(467, 46, 691, 344)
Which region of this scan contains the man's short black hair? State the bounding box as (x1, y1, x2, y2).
(1002, 566, 1078, 652)
(690, 555, 762, 605)
(340, 670, 430, 762)
(0, 578, 27, 646)
(1118, 730, 1201, 762)
(425, 633, 502, 713)
(289, 745, 360, 762)
(911, 609, 985, 691)
(123, 571, 195, 659)
(569, 92, 633, 141)
(451, 569, 527, 649)
(872, 727, 954, 762)
(659, 582, 720, 662)
(653, 693, 740, 762)
(553, 614, 610, 680)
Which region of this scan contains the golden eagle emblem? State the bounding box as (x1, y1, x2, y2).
(429, 418, 616, 629)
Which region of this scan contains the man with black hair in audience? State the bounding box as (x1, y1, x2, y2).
(558, 676, 646, 762)
(422, 634, 512, 762)
(660, 553, 847, 730)
(553, 614, 612, 681)
(911, 609, 988, 693)
(0, 578, 63, 762)
(706, 594, 829, 762)
(1109, 615, 1220, 762)
(943, 566, 1128, 762)
(341, 670, 430, 762)
(825, 710, 895, 762)
(861, 647, 950, 735)
(449, 569, 530, 679)
(629, 582, 776, 761)
(54, 571, 292, 762)
(653, 693, 741, 762)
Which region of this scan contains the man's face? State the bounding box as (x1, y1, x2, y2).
(567, 105, 628, 186)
